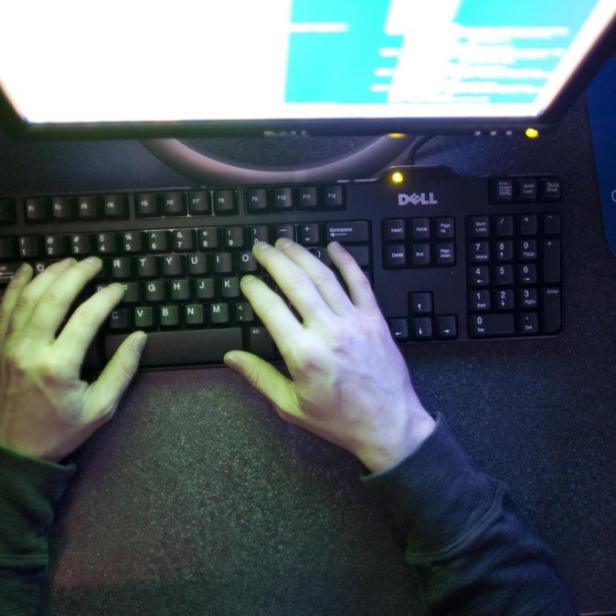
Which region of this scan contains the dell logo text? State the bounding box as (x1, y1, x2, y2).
(397, 192, 439, 206)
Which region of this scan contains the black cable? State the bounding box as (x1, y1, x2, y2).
(406, 135, 437, 165)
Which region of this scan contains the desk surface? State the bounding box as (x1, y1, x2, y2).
(1, 96, 615, 615)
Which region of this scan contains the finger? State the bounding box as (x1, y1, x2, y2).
(240, 275, 304, 357)
(7, 258, 76, 336)
(327, 242, 380, 313)
(25, 256, 103, 341)
(0, 263, 34, 343)
(252, 241, 331, 323)
(84, 331, 147, 422)
(224, 350, 302, 421)
(54, 282, 126, 371)
(274, 238, 353, 315)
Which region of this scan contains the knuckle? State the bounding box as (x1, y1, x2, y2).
(46, 286, 69, 305)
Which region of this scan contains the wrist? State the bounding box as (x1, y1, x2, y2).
(358, 407, 436, 474)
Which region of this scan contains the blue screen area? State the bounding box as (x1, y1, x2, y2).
(286, 0, 599, 106)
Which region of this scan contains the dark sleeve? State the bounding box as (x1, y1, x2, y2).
(0, 445, 76, 616)
(360, 414, 578, 616)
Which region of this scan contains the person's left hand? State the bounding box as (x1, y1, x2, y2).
(0, 257, 146, 463)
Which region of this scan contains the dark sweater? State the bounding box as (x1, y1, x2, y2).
(0, 414, 577, 615)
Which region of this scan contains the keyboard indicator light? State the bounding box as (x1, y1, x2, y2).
(391, 171, 405, 184)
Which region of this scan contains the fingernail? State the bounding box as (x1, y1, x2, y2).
(133, 332, 147, 353)
(328, 241, 341, 250)
(60, 257, 77, 266)
(109, 282, 126, 294)
(241, 275, 256, 285)
(276, 238, 293, 249)
(253, 241, 269, 251)
(224, 352, 242, 368)
(85, 256, 101, 267)
(16, 262, 31, 276)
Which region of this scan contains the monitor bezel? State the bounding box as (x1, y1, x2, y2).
(1, 12, 615, 140)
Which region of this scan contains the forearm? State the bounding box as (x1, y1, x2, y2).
(361, 415, 577, 616)
(0, 445, 75, 616)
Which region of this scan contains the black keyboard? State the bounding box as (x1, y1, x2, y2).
(0, 165, 562, 370)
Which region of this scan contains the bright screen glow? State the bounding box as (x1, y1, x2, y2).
(0, 0, 615, 125)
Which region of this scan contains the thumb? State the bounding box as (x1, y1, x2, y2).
(224, 350, 298, 417)
(86, 331, 147, 421)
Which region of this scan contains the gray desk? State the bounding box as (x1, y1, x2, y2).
(1, 96, 614, 615)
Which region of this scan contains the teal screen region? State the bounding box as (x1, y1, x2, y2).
(285, 0, 600, 106)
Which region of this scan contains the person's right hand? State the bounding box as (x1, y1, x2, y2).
(224, 239, 435, 473)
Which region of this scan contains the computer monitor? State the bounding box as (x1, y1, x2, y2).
(1, 0, 615, 138)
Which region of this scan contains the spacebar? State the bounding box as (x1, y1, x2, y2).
(105, 328, 243, 366)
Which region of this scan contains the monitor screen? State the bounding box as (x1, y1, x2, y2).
(0, 0, 615, 135)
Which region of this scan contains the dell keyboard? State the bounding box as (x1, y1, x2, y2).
(0, 165, 562, 370)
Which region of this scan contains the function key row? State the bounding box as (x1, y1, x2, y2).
(0, 221, 369, 260)
(468, 213, 560, 238)
(0, 185, 346, 225)
(489, 176, 561, 204)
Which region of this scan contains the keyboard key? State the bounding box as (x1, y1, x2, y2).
(25, 198, 50, 223)
(494, 215, 514, 237)
(519, 239, 537, 260)
(118, 281, 140, 304)
(185, 304, 205, 326)
(542, 239, 561, 283)
(44, 235, 68, 258)
(411, 244, 430, 267)
(160, 305, 180, 327)
(411, 218, 431, 240)
(248, 326, 277, 358)
(519, 214, 538, 235)
(235, 302, 254, 323)
(105, 328, 243, 366)
(213, 190, 236, 214)
(541, 288, 562, 333)
(469, 241, 489, 263)
(238, 251, 258, 273)
(0, 238, 17, 260)
(162, 192, 185, 216)
(323, 185, 344, 208)
(51, 197, 75, 220)
(103, 194, 128, 219)
(137, 255, 159, 278)
(469, 265, 490, 287)
(344, 245, 370, 267)
(411, 317, 433, 340)
(470, 313, 514, 337)
(494, 288, 514, 310)
(210, 302, 230, 324)
(435, 243, 455, 266)
(214, 252, 233, 274)
(224, 226, 245, 249)
(248, 225, 269, 245)
(494, 240, 513, 261)
(198, 227, 219, 249)
(170, 279, 190, 301)
(272, 188, 293, 211)
(388, 318, 408, 341)
(0, 199, 16, 225)
(188, 191, 211, 216)
(385, 244, 406, 269)
(436, 217, 455, 239)
(162, 254, 184, 276)
(519, 287, 538, 309)
(111, 257, 132, 279)
(298, 187, 318, 209)
(494, 264, 514, 286)
(195, 278, 215, 299)
(18, 236, 43, 258)
(471, 290, 490, 311)
(410, 292, 433, 314)
(136, 193, 159, 217)
(121, 231, 143, 253)
(172, 229, 195, 252)
(384, 219, 405, 241)
(326, 221, 369, 243)
(297, 223, 321, 246)
(245, 189, 268, 213)
(489, 178, 513, 203)
(77, 196, 100, 220)
(96, 232, 118, 255)
(0, 262, 21, 284)
(221, 277, 240, 298)
(468, 216, 489, 238)
(518, 263, 537, 284)
(539, 178, 561, 202)
(134, 306, 155, 329)
(272, 224, 295, 241)
(519, 312, 539, 335)
(514, 178, 537, 202)
(109, 308, 130, 330)
(147, 230, 170, 252)
(543, 213, 561, 235)
(188, 253, 209, 275)
(436, 315, 457, 339)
